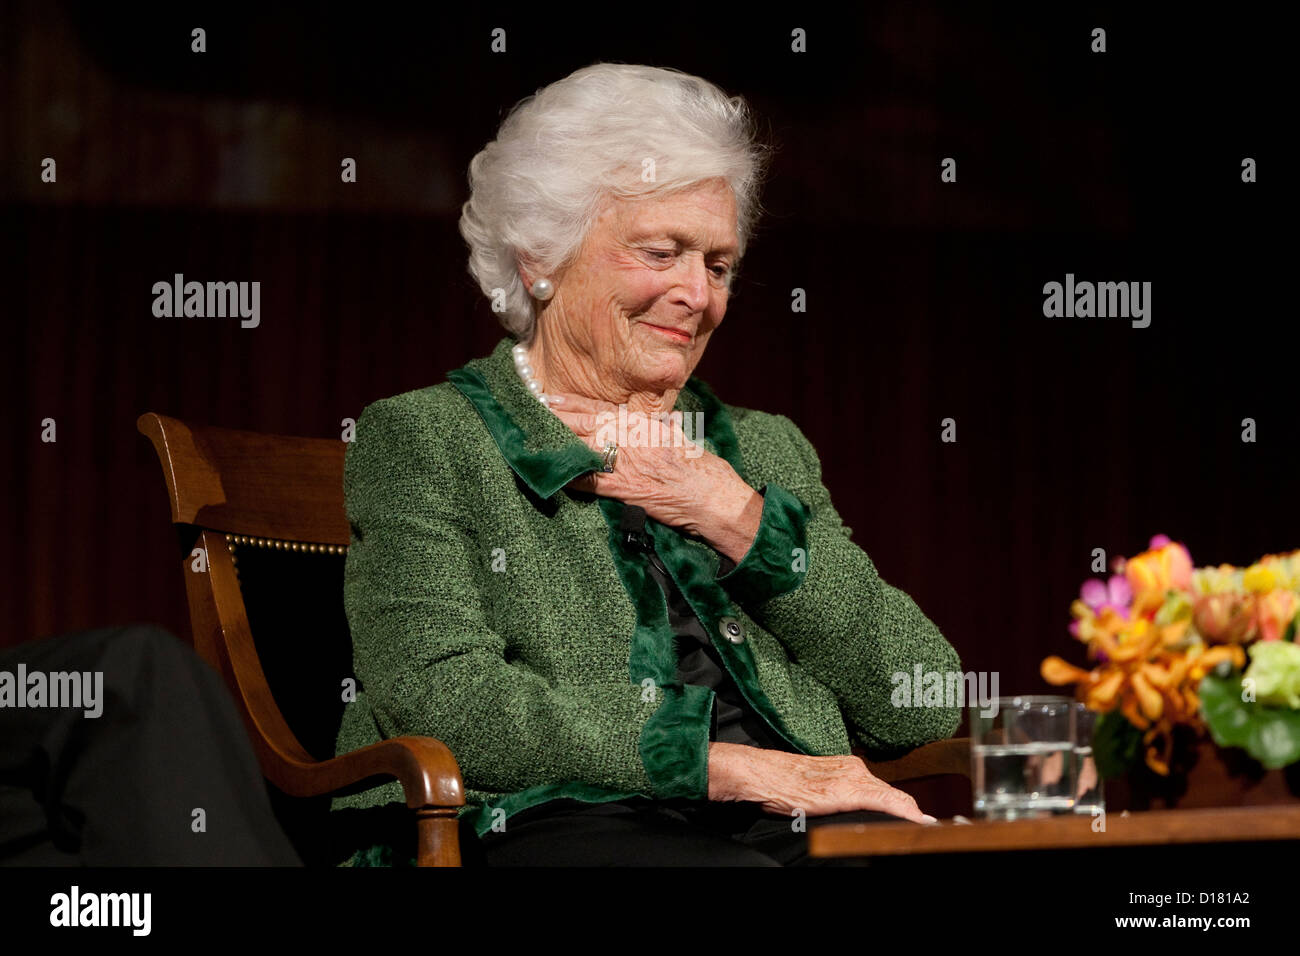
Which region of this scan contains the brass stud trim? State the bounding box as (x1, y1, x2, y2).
(220, 533, 346, 554)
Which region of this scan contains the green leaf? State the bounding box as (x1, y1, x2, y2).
(1093, 709, 1142, 779)
(1284, 612, 1297, 643)
(1199, 672, 1300, 769)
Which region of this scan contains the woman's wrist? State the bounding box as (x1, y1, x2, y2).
(707, 740, 764, 802)
(707, 741, 738, 801)
(689, 470, 763, 565)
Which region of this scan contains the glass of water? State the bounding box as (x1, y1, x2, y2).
(1072, 702, 1105, 816)
(970, 695, 1077, 820)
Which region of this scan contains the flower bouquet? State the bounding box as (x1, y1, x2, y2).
(1041, 535, 1300, 785)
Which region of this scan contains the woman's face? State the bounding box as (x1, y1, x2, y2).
(534, 178, 740, 397)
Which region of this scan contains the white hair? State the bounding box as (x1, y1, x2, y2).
(458, 62, 771, 342)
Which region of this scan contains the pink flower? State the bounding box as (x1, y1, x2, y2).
(1070, 575, 1131, 657)
(1079, 575, 1132, 617)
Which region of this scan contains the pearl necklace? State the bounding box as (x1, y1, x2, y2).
(512, 342, 549, 406)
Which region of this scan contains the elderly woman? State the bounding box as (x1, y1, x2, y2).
(332, 63, 961, 866)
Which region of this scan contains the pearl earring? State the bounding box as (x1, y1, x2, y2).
(530, 278, 554, 301)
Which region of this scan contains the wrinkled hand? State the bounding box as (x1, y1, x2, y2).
(547, 392, 762, 562)
(708, 742, 937, 824)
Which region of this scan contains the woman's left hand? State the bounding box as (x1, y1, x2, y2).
(547, 392, 763, 564)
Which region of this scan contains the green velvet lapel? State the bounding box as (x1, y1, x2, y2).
(446, 339, 603, 500)
(647, 516, 812, 754)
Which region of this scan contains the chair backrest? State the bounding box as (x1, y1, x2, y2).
(137, 412, 355, 863)
(137, 411, 351, 544)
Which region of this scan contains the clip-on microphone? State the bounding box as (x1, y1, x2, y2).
(619, 504, 652, 551)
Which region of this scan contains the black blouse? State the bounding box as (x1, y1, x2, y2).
(621, 505, 799, 753)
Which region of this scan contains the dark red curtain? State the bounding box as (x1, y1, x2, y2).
(3, 3, 1291, 715)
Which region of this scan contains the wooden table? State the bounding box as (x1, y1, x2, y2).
(808, 804, 1300, 858)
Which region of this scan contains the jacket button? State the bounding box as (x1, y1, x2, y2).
(718, 616, 745, 644)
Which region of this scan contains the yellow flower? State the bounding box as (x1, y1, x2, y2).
(1243, 563, 1279, 594)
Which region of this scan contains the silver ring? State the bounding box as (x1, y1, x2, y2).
(600, 441, 618, 473)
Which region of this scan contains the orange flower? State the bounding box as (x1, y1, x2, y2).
(1254, 588, 1298, 642)
(1125, 541, 1193, 617)
(1041, 637, 1246, 775)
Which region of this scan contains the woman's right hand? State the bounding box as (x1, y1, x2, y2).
(707, 741, 938, 824)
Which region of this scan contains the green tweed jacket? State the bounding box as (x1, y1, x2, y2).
(331, 336, 961, 860)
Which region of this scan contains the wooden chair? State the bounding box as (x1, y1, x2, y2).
(136, 412, 464, 866)
(137, 410, 971, 866)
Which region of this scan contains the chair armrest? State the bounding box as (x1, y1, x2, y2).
(310, 736, 465, 867)
(858, 737, 971, 783)
(276, 735, 464, 810)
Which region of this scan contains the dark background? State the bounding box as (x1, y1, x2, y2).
(2, 3, 1292, 719)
